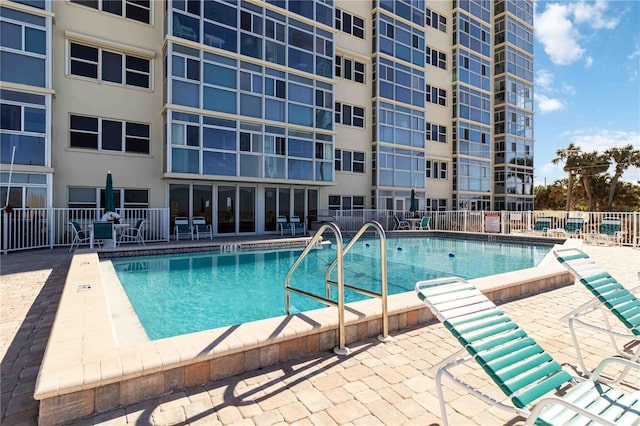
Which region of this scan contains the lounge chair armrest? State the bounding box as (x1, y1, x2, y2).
(590, 356, 640, 381)
(525, 394, 618, 426)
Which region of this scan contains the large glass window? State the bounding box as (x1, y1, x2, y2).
(0, 7, 47, 87)
(69, 114, 149, 154)
(69, 42, 150, 88)
(70, 0, 150, 24)
(0, 89, 46, 166)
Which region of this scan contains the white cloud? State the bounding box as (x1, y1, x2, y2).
(535, 69, 555, 91)
(536, 94, 565, 113)
(584, 55, 594, 67)
(535, 162, 567, 186)
(572, 0, 620, 29)
(561, 83, 576, 95)
(535, 1, 620, 66)
(559, 129, 640, 152)
(536, 3, 584, 65)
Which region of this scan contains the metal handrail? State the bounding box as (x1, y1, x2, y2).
(285, 222, 348, 355)
(324, 221, 392, 343)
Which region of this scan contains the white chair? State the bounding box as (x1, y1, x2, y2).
(118, 219, 146, 246)
(68, 221, 90, 252)
(290, 215, 306, 236)
(193, 216, 212, 240)
(393, 215, 410, 230)
(174, 217, 193, 240)
(276, 215, 291, 236)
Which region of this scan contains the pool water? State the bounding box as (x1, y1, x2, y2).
(111, 237, 550, 340)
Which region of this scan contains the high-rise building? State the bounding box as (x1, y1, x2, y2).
(0, 0, 534, 237)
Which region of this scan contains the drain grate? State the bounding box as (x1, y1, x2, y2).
(77, 284, 92, 292)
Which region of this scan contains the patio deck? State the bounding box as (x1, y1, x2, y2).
(1, 239, 638, 425)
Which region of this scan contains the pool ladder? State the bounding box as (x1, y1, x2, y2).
(285, 220, 392, 356)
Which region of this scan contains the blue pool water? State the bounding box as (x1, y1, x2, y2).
(111, 237, 551, 340)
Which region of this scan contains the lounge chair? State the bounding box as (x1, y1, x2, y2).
(585, 217, 623, 246)
(551, 217, 584, 237)
(415, 276, 640, 426)
(192, 216, 212, 240)
(524, 216, 551, 236)
(553, 247, 639, 381)
(290, 215, 306, 236)
(68, 221, 90, 252)
(276, 215, 292, 236)
(174, 216, 192, 240)
(393, 215, 410, 230)
(92, 222, 114, 248)
(118, 219, 145, 246)
(418, 216, 430, 230)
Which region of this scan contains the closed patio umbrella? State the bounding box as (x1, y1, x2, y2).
(105, 171, 115, 213)
(410, 189, 417, 214)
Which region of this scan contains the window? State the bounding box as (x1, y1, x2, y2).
(68, 187, 149, 209)
(335, 55, 365, 83)
(425, 85, 446, 106)
(425, 47, 446, 70)
(334, 102, 364, 127)
(69, 42, 151, 89)
(329, 195, 364, 210)
(69, 114, 150, 153)
(0, 6, 47, 87)
(70, 0, 151, 24)
(335, 149, 365, 173)
(426, 198, 447, 211)
(0, 89, 47, 166)
(426, 160, 448, 179)
(425, 8, 447, 32)
(426, 123, 447, 143)
(335, 9, 364, 39)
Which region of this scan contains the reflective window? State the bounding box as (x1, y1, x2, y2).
(69, 114, 149, 154)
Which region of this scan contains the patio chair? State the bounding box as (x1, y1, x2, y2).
(588, 217, 623, 246)
(393, 215, 410, 230)
(193, 216, 212, 240)
(118, 219, 146, 246)
(553, 247, 639, 382)
(415, 276, 640, 426)
(290, 215, 306, 236)
(524, 217, 551, 236)
(276, 215, 292, 236)
(92, 222, 114, 248)
(418, 216, 430, 230)
(174, 216, 193, 240)
(553, 217, 584, 237)
(68, 221, 90, 252)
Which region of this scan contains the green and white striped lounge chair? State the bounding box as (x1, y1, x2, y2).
(554, 247, 639, 381)
(525, 217, 551, 236)
(415, 276, 640, 426)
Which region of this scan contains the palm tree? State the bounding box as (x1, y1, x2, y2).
(573, 151, 609, 211)
(551, 144, 581, 211)
(603, 145, 640, 211)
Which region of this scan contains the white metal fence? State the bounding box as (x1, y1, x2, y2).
(2, 208, 638, 253)
(2, 208, 170, 253)
(318, 209, 639, 246)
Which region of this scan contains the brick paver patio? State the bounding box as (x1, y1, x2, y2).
(1, 244, 638, 425)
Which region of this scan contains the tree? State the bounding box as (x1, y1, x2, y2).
(603, 145, 640, 211)
(573, 151, 610, 212)
(551, 144, 581, 210)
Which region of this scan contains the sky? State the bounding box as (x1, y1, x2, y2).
(533, 0, 640, 186)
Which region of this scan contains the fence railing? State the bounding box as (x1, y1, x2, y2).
(2, 208, 170, 253)
(2, 208, 638, 253)
(318, 209, 638, 247)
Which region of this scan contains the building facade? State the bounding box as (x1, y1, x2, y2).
(0, 0, 534, 237)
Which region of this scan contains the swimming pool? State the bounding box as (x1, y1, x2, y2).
(111, 236, 550, 340)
